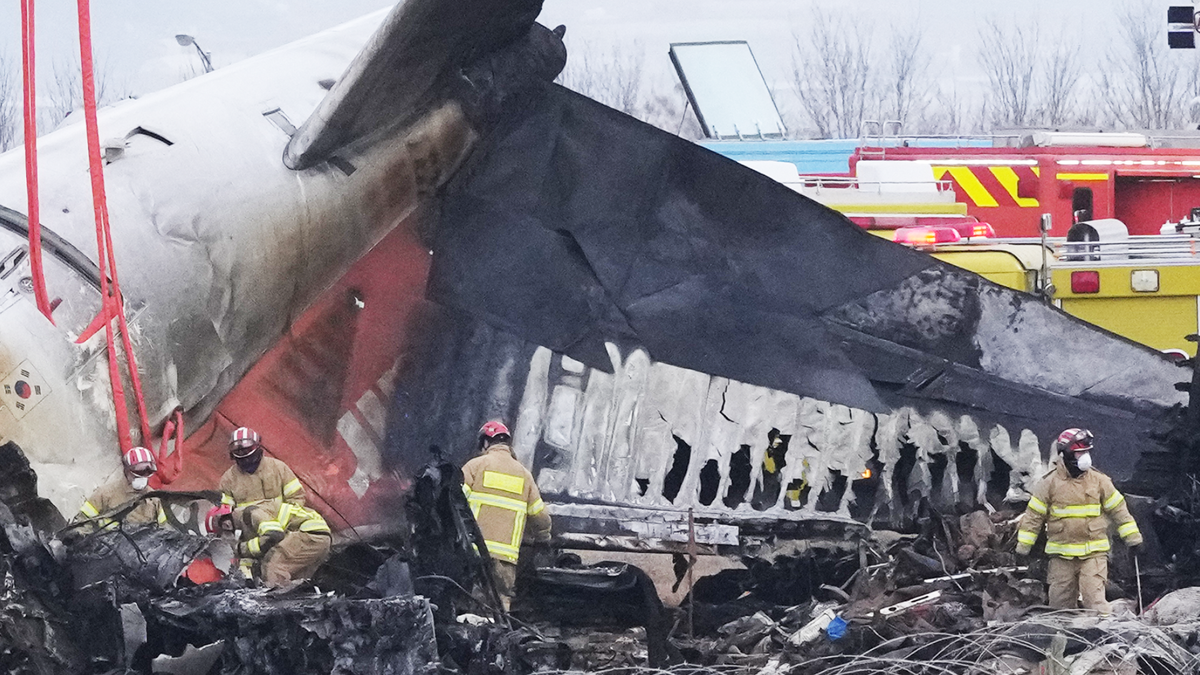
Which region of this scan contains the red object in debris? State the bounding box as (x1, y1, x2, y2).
(182, 558, 223, 584)
(480, 420, 510, 438)
(1070, 270, 1101, 294)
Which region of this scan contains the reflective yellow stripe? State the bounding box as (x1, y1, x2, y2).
(299, 520, 331, 534)
(468, 492, 530, 513)
(528, 499, 545, 515)
(1027, 497, 1048, 515)
(1045, 538, 1110, 557)
(221, 494, 235, 507)
(295, 505, 329, 533)
(484, 539, 521, 563)
(991, 166, 1040, 207)
(943, 166, 999, 207)
(283, 478, 303, 497)
(1118, 521, 1140, 538)
(1017, 530, 1038, 545)
(462, 485, 472, 498)
(276, 503, 294, 529)
(80, 501, 100, 518)
(1050, 504, 1101, 518)
(157, 507, 168, 525)
(468, 492, 528, 554)
(482, 471, 525, 495)
(258, 520, 285, 535)
(1103, 492, 1125, 511)
(1056, 173, 1108, 182)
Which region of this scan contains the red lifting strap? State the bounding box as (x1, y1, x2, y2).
(74, 0, 153, 455)
(19, 0, 53, 322)
(151, 409, 184, 488)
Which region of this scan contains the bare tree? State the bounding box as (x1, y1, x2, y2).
(42, 58, 129, 130)
(881, 24, 935, 131)
(1039, 41, 1084, 126)
(919, 82, 971, 135)
(0, 54, 19, 151)
(792, 8, 875, 138)
(977, 18, 1040, 128)
(1101, 0, 1191, 129)
(557, 41, 645, 116)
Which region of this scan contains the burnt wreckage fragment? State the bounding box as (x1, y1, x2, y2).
(385, 68, 1190, 540)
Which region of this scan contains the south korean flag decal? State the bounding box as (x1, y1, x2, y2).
(1, 360, 51, 420)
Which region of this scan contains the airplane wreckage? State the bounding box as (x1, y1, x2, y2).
(0, 0, 1199, 672)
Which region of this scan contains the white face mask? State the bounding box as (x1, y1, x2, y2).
(130, 476, 150, 491)
(1075, 452, 1093, 473)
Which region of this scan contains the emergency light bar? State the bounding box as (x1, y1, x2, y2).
(893, 227, 961, 246)
(892, 223, 995, 246)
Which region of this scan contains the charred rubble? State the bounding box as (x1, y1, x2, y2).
(5, 435, 1200, 675)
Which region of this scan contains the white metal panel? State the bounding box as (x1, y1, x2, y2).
(669, 41, 785, 140)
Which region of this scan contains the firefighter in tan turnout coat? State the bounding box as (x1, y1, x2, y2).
(462, 420, 552, 611)
(220, 426, 330, 587)
(1015, 428, 1143, 613)
(74, 446, 167, 530)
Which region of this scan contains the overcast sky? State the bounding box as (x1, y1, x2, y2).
(0, 0, 1183, 128)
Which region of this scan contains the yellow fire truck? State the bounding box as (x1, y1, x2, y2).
(904, 217, 1200, 358)
(743, 157, 1200, 357)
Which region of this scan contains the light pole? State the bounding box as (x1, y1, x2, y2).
(175, 34, 213, 74)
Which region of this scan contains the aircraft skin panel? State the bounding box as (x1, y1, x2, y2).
(0, 8, 478, 518)
(285, 0, 544, 169)
(170, 219, 432, 528)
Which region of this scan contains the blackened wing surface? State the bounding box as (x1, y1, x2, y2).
(431, 84, 940, 412)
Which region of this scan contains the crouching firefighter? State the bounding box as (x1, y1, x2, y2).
(462, 421, 552, 612)
(234, 499, 332, 588)
(73, 446, 167, 531)
(219, 426, 306, 509)
(1015, 428, 1143, 613)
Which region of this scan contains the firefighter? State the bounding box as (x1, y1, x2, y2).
(461, 420, 551, 612)
(233, 499, 331, 588)
(73, 446, 167, 530)
(1015, 428, 1143, 613)
(218, 426, 306, 509)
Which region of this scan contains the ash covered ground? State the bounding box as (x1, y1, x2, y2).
(5, 445, 1200, 675)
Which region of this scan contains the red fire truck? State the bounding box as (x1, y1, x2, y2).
(850, 132, 1200, 237)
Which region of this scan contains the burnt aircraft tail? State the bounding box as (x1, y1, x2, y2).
(389, 81, 1186, 514)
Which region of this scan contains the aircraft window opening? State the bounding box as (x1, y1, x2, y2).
(328, 156, 357, 176)
(723, 444, 752, 509)
(698, 459, 720, 505)
(263, 109, 297, 137)
(0, 247, 27, 279)
(124, 126, 173, 146)
(662, 435, 692, 503)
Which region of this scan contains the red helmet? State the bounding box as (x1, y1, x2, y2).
(479, 421, 510, 439)
(123, 446, 157, 471)
(1054, 428, 1094, 454)
(205, 504, 233, 535)
(229, 426, 262, 458)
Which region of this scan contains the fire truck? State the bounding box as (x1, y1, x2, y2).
(850, 131, 1200, 237)
(741, 154, 1200, 358)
